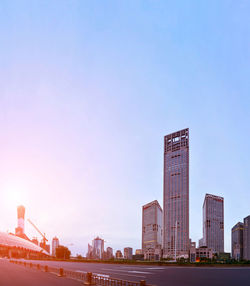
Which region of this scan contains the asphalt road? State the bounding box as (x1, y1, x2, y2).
(25, 259, 250, 286)
(0, 259, 81, 286)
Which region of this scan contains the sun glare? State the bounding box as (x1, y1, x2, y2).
(3, 186, 29, 209)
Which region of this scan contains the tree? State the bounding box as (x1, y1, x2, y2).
(56, 246, 71, 259)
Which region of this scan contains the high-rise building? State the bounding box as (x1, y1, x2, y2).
(86, 244, 93, 258)
(124, 247, 133, 260)
(15, 205, 25, 236)
(115, 250, 123, 259)
(243, 215, 250, 260)
(52, 237, 59, 257)
(92, 237, 104, 259)
(231, 222, 243, 261)
(142, 200, 162, 256)
(106, 247, 113, 259)
(163, 128, 189, 258)
(202, 194, 224, 253)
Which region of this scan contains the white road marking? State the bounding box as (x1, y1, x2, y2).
(100, 269, 146, 278)
(128, 271, 152, 274)
(146, 267, 166, 270)
(94, 273, 110, 278)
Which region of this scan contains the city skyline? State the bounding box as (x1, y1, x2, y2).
(1, 1, 250, 256)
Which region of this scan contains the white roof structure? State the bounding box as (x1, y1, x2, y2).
(0, 231, 49, 255)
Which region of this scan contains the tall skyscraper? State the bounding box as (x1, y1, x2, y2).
(232, 222, 244, 261)
(163, 128, 189, 258)
(52, 236, 59, 257)
(142, 200, 162, 254)
(202, 194, 224, 253)
(243, 215, 250, 260)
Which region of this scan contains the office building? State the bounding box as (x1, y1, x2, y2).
(106, 247, 113, 259)
(243, 215, 250, 260)
(163, 128, 189, 258)
(92, 237, 104, 259)
(87, 244, 93, 259)
(142, 200, 162, 258)
(202, 194, 224, 253)
(115, 250, 123, 259)
(135, 249, 143, 255)
(198, 238, 205, 248)
(231, 222, 244, 260)
(52, 237, 59, 257)
(124, 247, 133, 260)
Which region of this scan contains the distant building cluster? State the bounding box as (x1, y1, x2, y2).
(87, 237, 113, 260)
(140, 129, 250, 262)
(83, 129, 250, 262)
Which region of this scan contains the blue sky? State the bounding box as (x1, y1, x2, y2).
(0, 0, 250, 255)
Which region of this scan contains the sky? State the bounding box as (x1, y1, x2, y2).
(0, 0, 250, 255)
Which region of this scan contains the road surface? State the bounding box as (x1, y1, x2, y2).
(2, 259, 250, 286)
(26, 259, 250, 286)
(0, 259, 81, 286)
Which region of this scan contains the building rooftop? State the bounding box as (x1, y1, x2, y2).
(0, 231, 49, 255)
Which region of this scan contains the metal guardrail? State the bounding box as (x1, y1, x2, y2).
(9, 260, 153, 286)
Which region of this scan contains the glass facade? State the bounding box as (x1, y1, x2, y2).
(163, 128, 189, 258)
(92, 237, 104, 259)
(231, 222, 243, 260)
(243, 216, 250, 260)
(142, 200, 162, 251)
(203, 194, 224, 253)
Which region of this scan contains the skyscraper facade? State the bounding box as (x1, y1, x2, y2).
(243, 215, 250, 260)
(231, 222, 244, 260)
(203, 194, 224, 253)
(163, 128, 189, 258)
(142, 200, 162, 253)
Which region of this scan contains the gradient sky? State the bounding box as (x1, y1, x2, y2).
(0, 0, 250, 255)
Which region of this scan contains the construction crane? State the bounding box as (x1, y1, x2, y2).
(27, 218, 48, 250)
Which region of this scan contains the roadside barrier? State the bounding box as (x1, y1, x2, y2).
(9, 260, 154, 286)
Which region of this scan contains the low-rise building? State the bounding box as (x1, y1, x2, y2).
(189, 241, 196, 263)
(144, 247, 161, 261)
(196, 246, 213, 261)
(135, 249, 143, 255)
